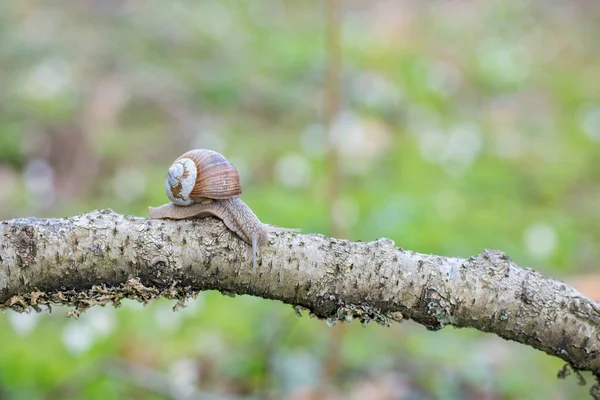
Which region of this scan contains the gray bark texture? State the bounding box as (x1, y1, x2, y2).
(1, 209, 599, 394)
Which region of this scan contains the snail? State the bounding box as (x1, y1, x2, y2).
(148, 149, 299, 271)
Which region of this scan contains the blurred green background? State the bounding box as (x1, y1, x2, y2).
(1, 1, 599, 399)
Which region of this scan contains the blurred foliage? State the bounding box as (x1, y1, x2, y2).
(0, 0, 599, 399)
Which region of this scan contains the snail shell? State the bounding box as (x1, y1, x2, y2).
(165, 149, 242, 206)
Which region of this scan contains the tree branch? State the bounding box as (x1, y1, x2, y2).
(1, 210, 599, 387)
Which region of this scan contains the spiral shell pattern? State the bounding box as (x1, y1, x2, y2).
(165, 149, 242, 206)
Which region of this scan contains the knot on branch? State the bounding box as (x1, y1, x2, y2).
(10, 225, 37, 268)
(469, 249, 514, 278)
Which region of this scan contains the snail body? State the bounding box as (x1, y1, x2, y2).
(149, 149, 298, 271)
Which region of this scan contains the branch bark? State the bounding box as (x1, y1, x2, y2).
(1, 210, 599, 391)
